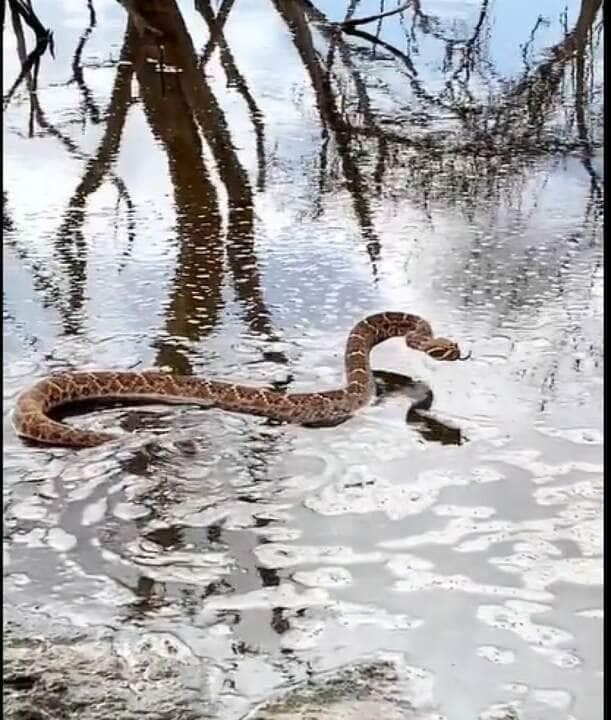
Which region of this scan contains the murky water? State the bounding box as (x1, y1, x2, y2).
(3, 1, 603, 718)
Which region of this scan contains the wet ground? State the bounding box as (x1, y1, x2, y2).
(3, 1, 603, 718)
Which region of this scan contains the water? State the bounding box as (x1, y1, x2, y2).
(3, 1, 603, 718)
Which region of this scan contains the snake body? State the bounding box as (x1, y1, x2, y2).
(13, 312, 464, 448)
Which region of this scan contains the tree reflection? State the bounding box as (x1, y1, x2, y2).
(307, 0, 602, 213)
(5, 0, 602, 339)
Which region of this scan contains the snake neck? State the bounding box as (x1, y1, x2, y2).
(344, 312, 432, 391)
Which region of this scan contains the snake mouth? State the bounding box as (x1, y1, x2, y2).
(458, 351, 472, 361)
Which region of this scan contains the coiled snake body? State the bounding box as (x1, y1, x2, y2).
(13, 312, 466, 448)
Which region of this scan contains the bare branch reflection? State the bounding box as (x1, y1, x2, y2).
(3, 0, 53, 109)
(274, 0, 383, 270)
(53, 29, 135, 333)
(70, 0, 101, 125)
(196, 0, 267, 192)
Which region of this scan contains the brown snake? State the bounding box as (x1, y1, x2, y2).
(13, 312, 468, 448)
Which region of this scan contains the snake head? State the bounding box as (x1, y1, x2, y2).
(423, 337, 465, 361)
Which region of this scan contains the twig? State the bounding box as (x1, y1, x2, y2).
(71, 0, 101, 124)
(343, 24, 416, 75)
(339, 1, 412, 29)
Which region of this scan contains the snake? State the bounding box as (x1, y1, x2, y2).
(13, 312, 468, 448)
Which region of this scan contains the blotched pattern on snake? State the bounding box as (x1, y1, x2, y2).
(13, 312, 467, 448)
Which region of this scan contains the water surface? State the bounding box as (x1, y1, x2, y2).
(3, 1, 603, 718)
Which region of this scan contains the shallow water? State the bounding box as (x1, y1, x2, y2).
(3, 1, 603, 718)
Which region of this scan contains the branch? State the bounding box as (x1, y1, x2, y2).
(273, 0, 382, 270)
(196, 0, 267, 191)
(58, 40, 134, 237)
(71, 0, 101, 124)
(7, 0, 52, 42)
(198, 0, 235, 64)
(342, 25, 416, 75)
(339, 1, 412, 30)
(3, 0, 53, 109)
